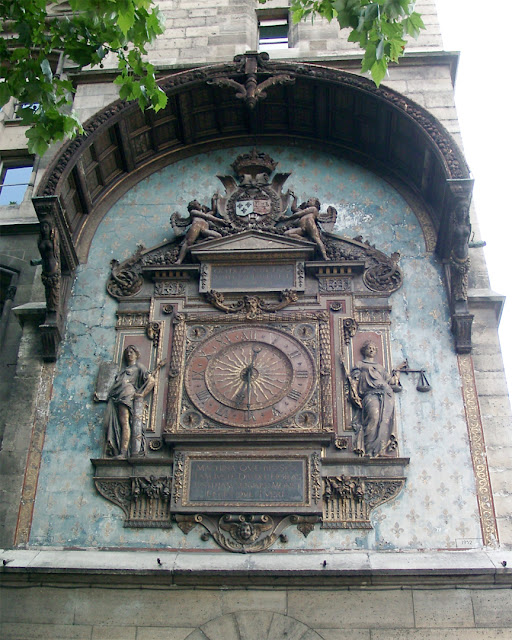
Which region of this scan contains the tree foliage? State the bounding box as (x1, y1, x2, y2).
(285, 0, 425, 86)
(0, 0, 167, 155)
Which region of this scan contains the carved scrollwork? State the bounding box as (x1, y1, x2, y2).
(342, 318, 358, 344)
(363, 251, 402, 293)
(146, 321, 161, 346)
(174, 513, 319, 553)
(324, 236, 403, 294)
(106, 246, 144, 299)
(94, 478, 132, 517)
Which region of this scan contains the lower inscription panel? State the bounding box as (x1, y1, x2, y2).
(189, 459, 305, 503)
(173, 450, 322, 514)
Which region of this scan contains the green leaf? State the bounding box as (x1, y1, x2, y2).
(0, 82, 11, 107)
(371, 58, 387, 86)
(376, 37, 385, 61)
(41, 59, 53, 82)
(118, 6, 135, 36)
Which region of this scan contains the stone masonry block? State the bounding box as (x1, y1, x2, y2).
(473, 354, 507, 373)
(172, 18, 207, 27)
(135, 628, 193, 640)
(0, 623, 92, 640)
(425, 107, 458, 121)
(403, 92, 427, 107)
(388, 66, 452, 82)
(200, 613, 239, 640)
(234, 611, 273, 640)
(482, 416, 512, 447)
(287, 589, 414, 629)
(487, 469, 512, 494)
(164, 28, 186, 38)
(496, 515, 512, 546)
(478, 396, 512, 418)
(486, 445, 512, 469)
(189, 8, 218, 18)
(186, 26, 219, 37)
(372, 630, 512, 639)
(472, 589, 512, 627)
(424, 92, 456, 108)
(0, 587, 76, 624)
(91, 626, 136, 640)
(219, 589, 286, 614)
(413, 589, 475, 628)
(405, 75, 455, 91)
(492, 494, 512, 519)
(381, 80, 408, 94)
(315, 631, 371, 640)
(266, 614, 316, 640)
(73, 588, 221, 627)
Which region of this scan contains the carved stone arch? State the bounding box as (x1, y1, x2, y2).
(32, 55, 474, 356)
(184, 610, 325, 640)
(34, 57, 470, 262)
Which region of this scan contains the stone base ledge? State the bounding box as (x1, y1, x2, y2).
(1, 548, 512, 587)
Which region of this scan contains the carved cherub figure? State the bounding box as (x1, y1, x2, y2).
(281, 193, 333, 260)
(171, 199, 228, 264)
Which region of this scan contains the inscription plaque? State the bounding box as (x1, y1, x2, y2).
(189, 459, 305, 503)
(211, 263, 295, 291)
(173, 451, 322, 513)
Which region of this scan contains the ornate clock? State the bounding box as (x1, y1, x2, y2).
(184, 325, 316, 428)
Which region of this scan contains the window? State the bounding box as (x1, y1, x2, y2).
(0, 162, 33, 205)
(258, 15, 289, 50)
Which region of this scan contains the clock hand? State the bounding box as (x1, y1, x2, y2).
(246, 346, 261, 410)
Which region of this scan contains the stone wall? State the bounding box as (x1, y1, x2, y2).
(1, 578, 510, 639)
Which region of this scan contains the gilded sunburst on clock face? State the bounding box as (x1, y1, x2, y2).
(184, 325, 316, 427)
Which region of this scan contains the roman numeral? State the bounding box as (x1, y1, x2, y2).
(296, 370, 309, 378)
(271, 406, 282, 417)
(287, 390, 302, 401)
(196, 390, 210, 402)
(289, 350, 301, 358)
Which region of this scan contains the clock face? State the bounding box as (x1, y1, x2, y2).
(184, 325, 316, 428)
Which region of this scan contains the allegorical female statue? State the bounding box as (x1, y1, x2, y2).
(37, 218, 61, 314)
(346, 340, 404, 458)
(104, 345, 155, 458)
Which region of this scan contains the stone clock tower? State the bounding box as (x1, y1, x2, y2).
(1, 2, 511, 638)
